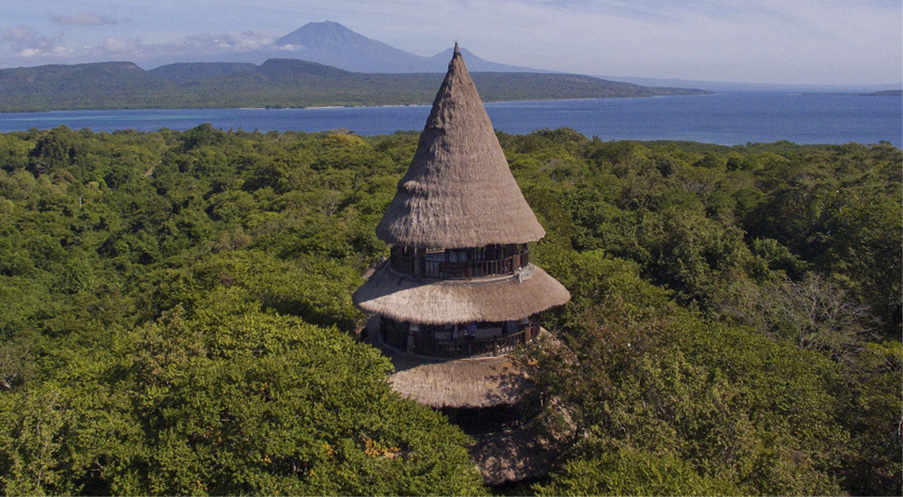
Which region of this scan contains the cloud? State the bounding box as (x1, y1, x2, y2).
(0, 25, 65, 58)
(50, 13, 118, 26)
(177, 31, 272, 53)
(0, 23, 273, 66)
(2, 25, 49, 45)
(72, 30, 275, 64)
(102, 36, 143, 54)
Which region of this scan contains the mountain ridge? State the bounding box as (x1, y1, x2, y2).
(267, 21, 428, 73)
(262, 21, 545, 73)
(0, 22, 714, 113)
(135, 21, 546, 73)
(0, 58, 708, 112)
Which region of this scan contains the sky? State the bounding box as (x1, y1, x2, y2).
(1, 0, 901, 85)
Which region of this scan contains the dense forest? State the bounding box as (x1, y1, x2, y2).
(0, 125, 899, 495)
(0, 60, 706, 113)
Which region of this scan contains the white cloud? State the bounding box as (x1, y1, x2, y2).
(1, 25, 64, 59)
(102, 36, 142, 54)
(0, 22, 277, 67)
(17, 48, 40, 58)
(87, 30, 275, 65)
(167, 31, 272, 54)
(50, 13, 118, 26)
(2, 25, 53, 45)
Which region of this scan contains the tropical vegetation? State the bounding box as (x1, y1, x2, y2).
(0, 125, 899, 495)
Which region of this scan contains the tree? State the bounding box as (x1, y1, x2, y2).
(0, 295, 485, 495)
(535, 448, 740, 496)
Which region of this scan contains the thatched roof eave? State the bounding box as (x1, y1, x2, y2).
(352, 264, 570, 325)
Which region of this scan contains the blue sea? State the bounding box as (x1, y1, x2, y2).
(0, 92, 900, 147)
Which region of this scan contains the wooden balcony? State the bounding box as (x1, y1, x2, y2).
(390, 245, 530, 280)
(415, 329, 529, 358)
(380, 317, 540, 359)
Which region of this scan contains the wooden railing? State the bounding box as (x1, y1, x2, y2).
(391, 254, 417, 275)
(382, 323, 409, 352)
(390, 248, 529, 280)
(423, 257, 515, 279)
(418, 330, 528, 358)
(381, 327, 530, 358)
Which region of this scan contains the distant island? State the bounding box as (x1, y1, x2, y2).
(867, 89, 902, 96)
(0, 58, 708, 113)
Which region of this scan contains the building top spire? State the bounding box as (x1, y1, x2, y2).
(375, 46, 546, 249)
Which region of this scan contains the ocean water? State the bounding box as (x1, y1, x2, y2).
(0, 92, 899, 147)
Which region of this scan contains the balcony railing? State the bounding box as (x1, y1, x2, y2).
(416, 329, 528, 357)
(390, 247, 529, 280)
(380, 318, 540, 359)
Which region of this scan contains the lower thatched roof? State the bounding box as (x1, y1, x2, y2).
(368, 329, 530, 408)
(353, 264, 570, 325)
(389, 354, 528, 409)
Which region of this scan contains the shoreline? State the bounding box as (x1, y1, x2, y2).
(0, 93, 898, 148)
(0, 92, 711, 115)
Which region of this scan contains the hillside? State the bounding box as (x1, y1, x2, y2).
(0, 62, 175, 111)
(148, 62, 258, 84)
(0, 58, 708, 112)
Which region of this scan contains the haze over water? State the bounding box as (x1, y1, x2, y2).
(0, 92, 900, 147)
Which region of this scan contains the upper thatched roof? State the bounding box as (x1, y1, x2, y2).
(375, 45, 546, 249)
(353, 263, 571, 325)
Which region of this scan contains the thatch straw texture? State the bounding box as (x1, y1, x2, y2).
(376, 46, 546, 249)
(353, 264, 570, 325)
(381, 347, 530, 409)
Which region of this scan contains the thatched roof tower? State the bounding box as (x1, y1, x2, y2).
(354, 46, 571, 486)
(354, 45, 569, 360)
(376, 44, 546, 249)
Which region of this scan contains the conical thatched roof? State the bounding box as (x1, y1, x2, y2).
(376, 45, 546, 249)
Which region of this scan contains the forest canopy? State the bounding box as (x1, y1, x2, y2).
(0, 125, 900, 495)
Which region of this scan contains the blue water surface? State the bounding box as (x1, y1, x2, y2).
(0, 92, 899, 146)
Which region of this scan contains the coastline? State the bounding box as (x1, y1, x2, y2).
(0, 93, 899, 147)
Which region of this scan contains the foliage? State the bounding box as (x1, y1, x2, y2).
(0, 126, 486, 495)
(0, 126, 899, 495)
(534, 448, 741, 496)
(515, 135, 901, 495)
